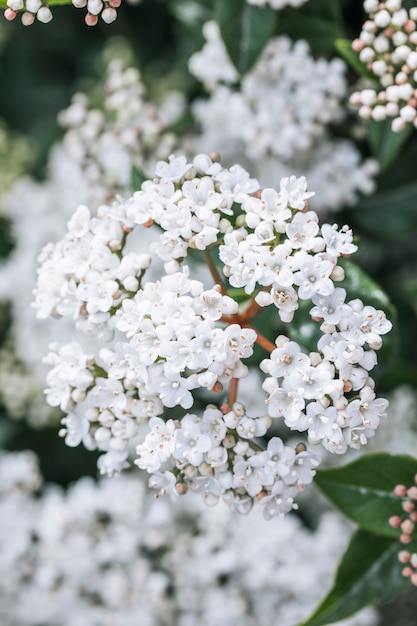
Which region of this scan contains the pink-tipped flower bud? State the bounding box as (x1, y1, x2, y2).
(402, 500, 415, 513)
(407, 486, 417, 500)
(101, 6, 116, 22)
(394, 484, 407, 498)
(389, 515, 402, 528)
(4, 8, 16, 19)
(399, 550, 411, 564)
(402, 566, 413, 577)
(85, 11, 98, 25)
(21, 10, 35, 24)
(401, 519, 414, 535)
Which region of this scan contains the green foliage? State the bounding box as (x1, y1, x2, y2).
(131, 165, 146, 191)
(368, 119, 413, 173)
(315, 454, 417, 536)
(300, 455, 417, 625)
(335, 38, 376, 80)
(214, 0, 276, 75)
(298, 529, 414, 626)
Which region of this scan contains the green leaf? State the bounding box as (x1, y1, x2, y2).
(277, 17, 343, 54)
(353, 179, 417, 238)
(214, 0, 276, 75)
(298, 529, 414, 626)
(368, 118, 413, 172)
(315, 454, 417, 537)
(335, 39, 376, 80)
(131, 165, 146, 191)
(338, 258, 393, 316)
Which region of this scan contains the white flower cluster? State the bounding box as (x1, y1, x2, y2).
(33, 153, 391, 518)
(189, 22, 378, 213)
(59, 58, 184, 196)
(350, 0, 417, 131)
(0, 52, 183, 426)
(246, 0, 309, 8)
(0, 450, 378, 626)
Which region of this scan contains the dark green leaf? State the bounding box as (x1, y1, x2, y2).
(353, 180, 417, 238)
(214, 0, 276, 75)
(298, 529, 414, 626)
(338, 258, 393, 316)
(131, 165, 146, 191)
(315, 454, 417, 537)
(335, 39, 376, 80)
(368, 118, 413, 172)
(277, 17, 343, 54)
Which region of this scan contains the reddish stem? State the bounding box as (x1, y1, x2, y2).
(244, 325, 276, 353)
(204, 250, 228, 295)
(240, 298, 263, 323)
(227, 377, 239, 406)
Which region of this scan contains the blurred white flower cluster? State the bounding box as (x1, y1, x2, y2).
(0, 449, 377, 626)
(32, 152, 391, 517)
(0, 55, 182, 426)
(189, 22, 378, 214)
(59, 58, 184, 198)
(350, 0, 417, 131)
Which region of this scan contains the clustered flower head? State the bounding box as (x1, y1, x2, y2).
(350, 0, 417, 131)
(0, 450, 378, 626)
(33, 153, 392, 519)
(58, 58, 183, 198)
(190, 22, 378, 213)
(389, 475, 417, 584)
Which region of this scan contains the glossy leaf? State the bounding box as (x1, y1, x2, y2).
(353, 180, 417, 238)
(298, 529, 414, 626)
(131, 165, 146, 191)
(368, 118, 412, 172)
(335, 38, 376, 80)
(277, 17, 343, 54)
(338, 258, 394, 318)
(214, 0, 276, 75)
(315, 454, 417, 537)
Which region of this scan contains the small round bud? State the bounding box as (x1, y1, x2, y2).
(399, 550, 411, 563)
(85, 12, 98, 25)
(402, 566, 413, 577)
(4, 7, 17, 19)
(389, 515, 402, 528)
(36, 6, 52, 22)
(175, 481, 187, 495)
(21, 10, 35, 24)
(101, 6, 117, 23)
(394, 485, 407, 498)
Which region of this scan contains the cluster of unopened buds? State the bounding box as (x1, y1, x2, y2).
(33, 153, 391, 519)
(389, 476, 417, 584)
(246, 0, 309, 7)
(350, 0, 417, 131)
(3, 0, 122, 25)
